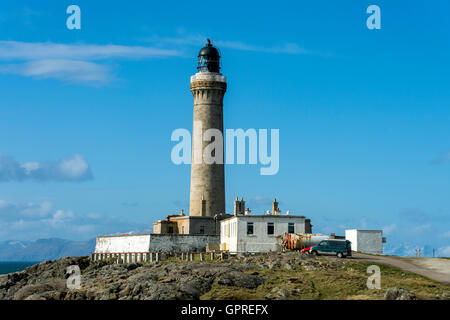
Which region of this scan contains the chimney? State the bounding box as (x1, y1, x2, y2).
(272, 198, 279, 215)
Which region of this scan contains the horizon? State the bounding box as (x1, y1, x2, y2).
(0, 1, 449, 257)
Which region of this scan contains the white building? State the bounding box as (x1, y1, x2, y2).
(345, 229, 386, 255)
(220, 214, 311, 253)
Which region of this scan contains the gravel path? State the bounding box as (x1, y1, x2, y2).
(352, 253, 450, 285)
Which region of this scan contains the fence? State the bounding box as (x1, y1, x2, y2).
(91, 251, 229, 263)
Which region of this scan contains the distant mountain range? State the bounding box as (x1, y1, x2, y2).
(0, 228, 154, 262)
(0, 238, 96, 262)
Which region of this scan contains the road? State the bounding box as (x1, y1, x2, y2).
(352, 253, 450, 285)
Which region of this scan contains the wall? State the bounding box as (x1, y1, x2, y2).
(357, 230, 383, 254)
(153, 216, 222, 235)
(95, 234, 220, 253)
(95, 235, 151, 253)
(345, 229, 383, 254)
(150, 234, 219, 252)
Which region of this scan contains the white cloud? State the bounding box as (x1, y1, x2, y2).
(382, 224, 397, 235)
(0, 200, 53, 221)
(49, 209, 75, 227)
(74, 224, 96, 234)
(145, 33, 310, 55)
(0, 59, 112, 84)
(0, 199, 144, 241)
(0, 41, 180, 61)
(58, 154, 92, 180)
(21, 201, 53, 218)
(0, 40, 181, 84)
(0, 153, 93, 182)
(216, 40, 308, 54)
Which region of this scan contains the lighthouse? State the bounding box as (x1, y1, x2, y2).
(189, 39, 227, 217)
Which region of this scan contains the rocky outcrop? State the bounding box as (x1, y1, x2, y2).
(0, 255, 267, 300)
(384, 288, 416, 300)
(2, 252, 435, 300)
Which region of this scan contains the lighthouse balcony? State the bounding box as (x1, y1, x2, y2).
(191, 72, 227, 83)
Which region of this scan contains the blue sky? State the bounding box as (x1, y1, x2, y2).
(0, 1, 449, 255)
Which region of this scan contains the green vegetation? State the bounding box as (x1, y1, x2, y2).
(200, 257, 450, 300)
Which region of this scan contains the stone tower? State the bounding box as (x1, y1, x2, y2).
(189, 40, 227, 217)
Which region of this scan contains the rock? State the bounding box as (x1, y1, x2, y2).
(265, 287, 289, 300)
(384, 288, 416, 300)
(126, 263, 142, 271)
(176, 278, 206, 299)
(13, 279, 66, 300)
(24, 294, 46, 300)
(216, 270, 264, 289)
(303, 265, 318, 271)
(283, 263, 293, 270)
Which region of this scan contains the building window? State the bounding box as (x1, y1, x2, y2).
(247, 222, 254, 235)
(168, 226, 174, 234)
(288, 223, 295, 233)
(267, 222, 274, 235)
(199, 225, 205, 234)
(182, 226, 185, 234)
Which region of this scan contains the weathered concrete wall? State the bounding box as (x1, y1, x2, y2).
(345, 229, 383, 254)
(95, 235, 151, 253)
(95, 234, 220, 253)
(149, 234, 219, 252)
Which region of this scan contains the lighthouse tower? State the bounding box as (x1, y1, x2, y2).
(189, 40, 227, 217)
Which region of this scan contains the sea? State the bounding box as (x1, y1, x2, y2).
(0, 262, 40, 275)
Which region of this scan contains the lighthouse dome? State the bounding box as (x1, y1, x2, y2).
(197, 39, 221, 73)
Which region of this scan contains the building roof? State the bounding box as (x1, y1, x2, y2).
(221, 214, 306, 222)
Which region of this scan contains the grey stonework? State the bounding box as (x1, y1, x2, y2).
(189, 73, 227, 218)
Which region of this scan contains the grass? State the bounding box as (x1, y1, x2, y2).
(200, 257, 450, 300)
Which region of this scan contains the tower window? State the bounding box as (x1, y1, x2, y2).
(288, 223, 295, 233)
(247, 222, 254, 235)
(267, 222, 274, 235)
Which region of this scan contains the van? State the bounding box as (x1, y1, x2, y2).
(309, 239, 352, 258)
